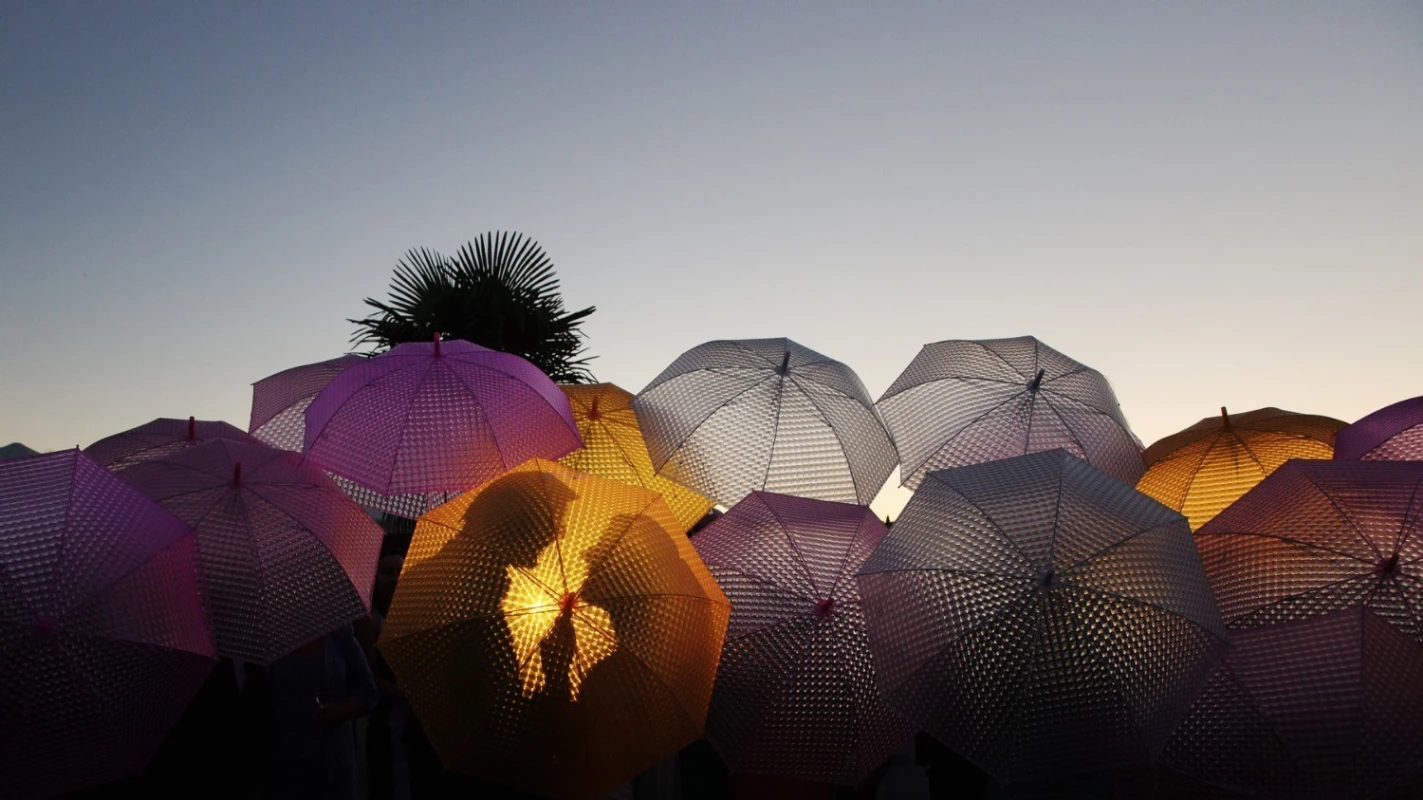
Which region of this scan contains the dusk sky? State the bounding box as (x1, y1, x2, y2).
(3, 3, 1420, 514)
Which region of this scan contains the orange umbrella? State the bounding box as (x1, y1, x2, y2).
(1136, 407, 1344, 531)
(378, 459, 730, 800)
(559, 383, 714, 531)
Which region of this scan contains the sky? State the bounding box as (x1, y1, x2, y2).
(2, 3, 1421, 515)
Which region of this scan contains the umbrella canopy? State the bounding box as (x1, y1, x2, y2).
(118, 439, 385, 663)
(559, 383, 713, 532)
(693, 491, 914, 785)
(1163, 607, 1423, 799)
(1196, 459, 1423, 639)
(1335, 395, 1423, 462)
(249, 354, 454, 518)
(856, 449, 1228, 784)
(0, 443, 39, 460)
(632, 338, 897, 508)
(84, 416, 256, 472)
(378, 459, 729, 800)
(0, 449, 215, 799)
(304, 336, 582, 499)
(1136, 407, 1344, 531)
(249, 354, 364, 449)
(877, 336, 1144, 490)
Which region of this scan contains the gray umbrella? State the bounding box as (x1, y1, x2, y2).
(632, 338, 897, 508)
(856, 449, 1228, 784)
(877, 335, 1144, 490)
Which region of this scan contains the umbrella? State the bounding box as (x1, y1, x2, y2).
(1163, 607, 1423, 798)
(0, 443, 39, 460)
(84, 416, 256, 471)
(693, 491, 914, 785)
(1195, 459, 1423, 639)
(876, 336, 1144, 490)
(1136, 406, 1344, 531)
(0, 449, 215, 799)
(304, 336, 582, 500)
(249, 354, 454, 518)
(632, 338, 897, 508)
(559, 382, 713, 532)
(1335, 395, 1423, 462)
(118, 439, 385, 663)
(378, 459, 730, 799)
(249, 354, 364, 449)
(856, 449, 1228, 784)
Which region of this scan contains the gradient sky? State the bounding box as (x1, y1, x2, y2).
(3, 3, 1420, 515)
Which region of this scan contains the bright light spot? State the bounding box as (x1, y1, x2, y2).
(503, 539, 616, 701)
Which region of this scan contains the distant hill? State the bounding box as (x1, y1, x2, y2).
(0, 443, 40, 460)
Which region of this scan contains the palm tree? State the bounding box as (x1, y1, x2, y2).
(350, 232, 597, 382)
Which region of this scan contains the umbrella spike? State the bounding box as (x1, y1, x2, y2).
(233, 462, 242, 486)
(1028, 369, 1046, 392)
(434, 331, 442, 356)
(188, 416, 196, 442)
(1221, 407, 1230, 428)
(778, 350, 791, 375)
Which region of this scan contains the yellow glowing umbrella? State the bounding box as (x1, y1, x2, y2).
(1136, 407, 1344, 531)
(378, 459, 730, 800)
(559, 383, 714, 531)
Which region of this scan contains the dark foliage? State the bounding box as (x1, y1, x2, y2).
(350, 232, 596, 383)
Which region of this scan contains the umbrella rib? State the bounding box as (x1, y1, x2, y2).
(729, 615, 822, 766)
(755, 371, 791, 502)
(306, 357, 417, 455)
(852, 565, 1033, 581)
(697, 566, 814, 606)
(47, 454, 85, 615)
(760, 494, 826, 598)
(826, 515, 877, 601)
(1298, 471, 1385, 562)
(930, 482, 1041, 575)
(1389, 476, 1423, 558)
(1068, 584, 1229, 633)
(1045, 469, 1067, 568)
(451, 350, 578, 444)
(1230, 573, 1374, 627)
(1059, 588, 1151, 756)
(573, 610, 703, 736)
(378, 359, 439, 496)
(1194, 529, 1376, 563)
(879, 375, 1032, 404)
(1162, 435, 1224, 512)
(651, 371, 779, 470)
(577, 496, 662, 588)
(973, 340, 1033, 382)
(1056, 520, 1191, 576)
(1036, 393, 1093, 459)
(875, 586, 1038, 698)
(1038, 375, 1115, 419)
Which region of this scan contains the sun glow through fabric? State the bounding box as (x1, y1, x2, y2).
(503, 540, 617, 701)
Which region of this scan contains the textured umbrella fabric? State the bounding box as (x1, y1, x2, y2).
(877, 336, 1144, 490)
(1335, 396, 1423, 462)
(1136, 407, 1344, 531)
(856, 449, 1228, 784)
(0, 450, 216, 799)
(1196, 459, 1423, 639)
(304, 338, 582, 498)
(632, 338, 897, 508)
(694, 491, 914, 784)
(379, 459, 730, 800)
(1163, 607, 1423, 799)
(84, 417, 257, 472)
(118, 439, 384, 664)
(559, 383, 713, 532)
(250, 354, 454, 518)
(249, 354, 364, 450)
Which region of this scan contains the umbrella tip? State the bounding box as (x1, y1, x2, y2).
(559, 592, 578, 614)
(1220, 406, 1230, 427)
(188, 416, 196, 442)
(814, 598, 835, 617)
(233, 462, 243, 486)
(1028, 369, 1046, 392)
(778, 350, 791, 375)
(433, 331, 442, 356)
(1377, 554, 1400, 577)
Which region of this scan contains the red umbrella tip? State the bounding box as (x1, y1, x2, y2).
(188, 416, 197, 442)
(814, 598, 835, 617)
(1220, 407, 1230, 427)
(433, 331, 442, 356)
(560, 592, 578, 614)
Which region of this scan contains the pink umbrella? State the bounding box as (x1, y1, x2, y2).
(1335, 395, 1423, 462)
(249, 354, 364, 450)
(118, 439, 384, 664)
(693, 491, 915, 785)
(250, 354, 456, 518)
(1, 449, 215, 799)
(304, 336, 582, 497)
(84, 416, 256, 471)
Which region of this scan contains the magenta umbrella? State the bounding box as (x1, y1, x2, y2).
(1, 449, 216, 799)
(1335, 395, 1423, 462)
(118, 439, 385, 664)
(84, 416, 256, 472)
(304, 336, 582, 497)
(693, 491, 915, 785)
(249, 354, 454, 517)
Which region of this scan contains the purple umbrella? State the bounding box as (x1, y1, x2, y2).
(85, 416, 256, 472)
(1335, 395, 1423, 462)
(693, 492, 914, 785)
(1163, 607, 1423, 798)
(249, 354, 453, 517)
(118, 439, 384, 664)
(249, 354, 364, 450)
(1, 449, 215, 799)
(877, 336, 1145, 490)
(304, 336, 582, 498)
